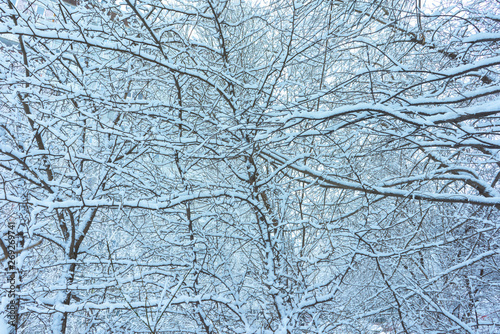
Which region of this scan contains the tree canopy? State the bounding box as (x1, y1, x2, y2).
(1, 0, 499, 333)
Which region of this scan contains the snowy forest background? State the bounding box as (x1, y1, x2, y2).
(0, 0, 499, 333)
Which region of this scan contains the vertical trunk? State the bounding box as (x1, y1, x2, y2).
(52, 262, 76, 334)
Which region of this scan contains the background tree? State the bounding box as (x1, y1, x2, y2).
(1, 0, 499, 333)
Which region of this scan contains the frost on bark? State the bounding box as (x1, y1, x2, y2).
(0, 0, 499, 333)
